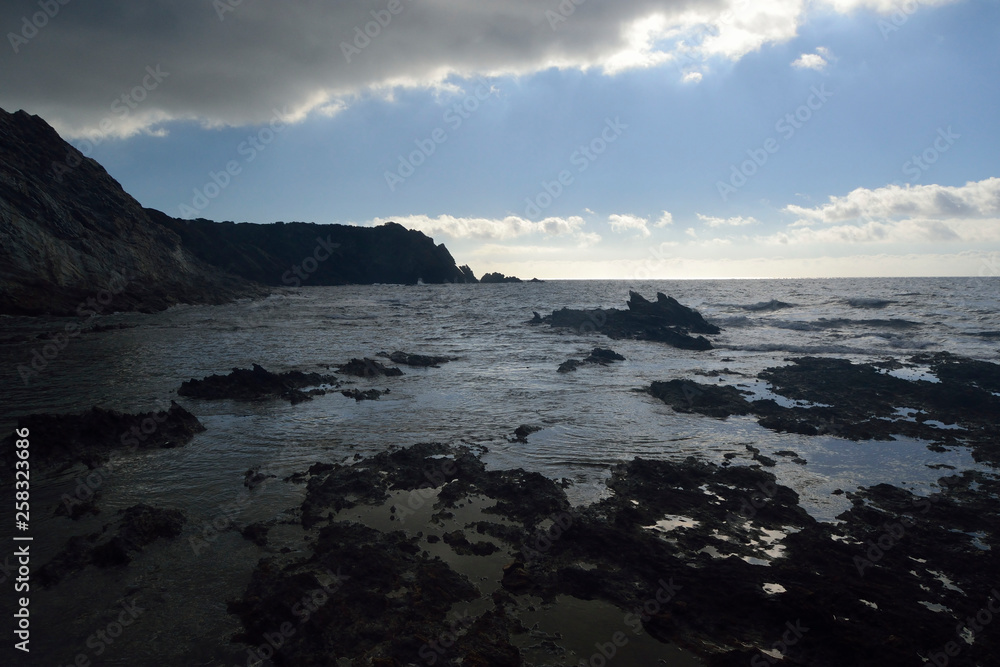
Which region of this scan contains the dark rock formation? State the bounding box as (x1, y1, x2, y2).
(152, 213, 475, 286)
(336, 358, 404, 378)
(512, 424, 542, 442)
(647, 353, 1000, 464)
(558, 347, 626, 372)
(341, 388, 386, 401)
(0, 107, 263, 316)
(480, 272, 523, 283)
(536, 291, 719, 351)
(178, 364, 338, 403)
(39, 504, 185, 587)
(2, 401, 204, 470)
(384, 350, 455, 367)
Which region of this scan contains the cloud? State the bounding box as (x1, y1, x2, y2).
(785, 178, 1000, 224)
(609, 213, 652, 237)
(372, 214, 587, 241)
(697, 213, 759, 227)
(759, 217, 1000, 246)
(0, 0, 915, 138)
(655, 211, 674, 227)
(682, 71, 703, 83)
(791, 51, 828, 70)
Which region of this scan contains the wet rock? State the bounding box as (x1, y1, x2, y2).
(647, 379, 754, 418)
(240, 522, 270, 547)
(558, 347, 625, 373)
(336, 357, 404, 378)
(513, 424, 542, 442)
(536, 291, 718, 350)
(244, 466, 276, 489)
(442, 530, 501, 556)
(341, 388, 386, 401)
(648, 354, 1000, 464)
(385, 350, 454, 367)
(2, 401, 204, 471)
(178, 364, 338, 403)
(39, 504, 185, 586)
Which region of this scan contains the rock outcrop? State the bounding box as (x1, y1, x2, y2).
(534, 291, 719, 350)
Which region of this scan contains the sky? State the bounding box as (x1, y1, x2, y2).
(2, 0, 998, 279)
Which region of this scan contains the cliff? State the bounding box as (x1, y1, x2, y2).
(150, 213, 477, 287)
(0, 107, 477, 316)
(0, 108, 261, 316)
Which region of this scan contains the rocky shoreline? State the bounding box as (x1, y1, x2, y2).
(7, 314, 999, 665)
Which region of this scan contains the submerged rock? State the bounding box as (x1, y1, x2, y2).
(559, 347, 626, 373)
(178, 364, 337, 403)
(336, 357, 404, 378)
(536, 291, 718, 350)
(39, 504, 185, 586)
(385, 350, 455, 367)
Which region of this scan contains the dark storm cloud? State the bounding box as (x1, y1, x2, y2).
(0, 0, 723, 136)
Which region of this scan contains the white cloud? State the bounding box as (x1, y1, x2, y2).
(820, 0, 959, 13)
(697, 214, 759, 227)
(785, 178, 1000, 224)
(609, 213, 652, 237)
(791, 52, 827, 70)
(375, 214, 587, 240)
(655, 211, 674, 227)
(682, 71, 704, 83)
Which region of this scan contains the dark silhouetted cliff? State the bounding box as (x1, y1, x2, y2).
(0, 107, 476, 316)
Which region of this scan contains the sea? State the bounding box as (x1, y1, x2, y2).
(1, 276, 998, 665)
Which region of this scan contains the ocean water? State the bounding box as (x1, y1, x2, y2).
(1, 277, 998, 664)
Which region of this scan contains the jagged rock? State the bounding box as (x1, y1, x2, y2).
(480, 272, 523, 283)
(0, 107, 264, 316)
(513, 425, 542, 442)
(2, 401, 204, 470)
(178, 363, 337, 403)
(536, 291, 718, 351)
(341, 388, 386, 401)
